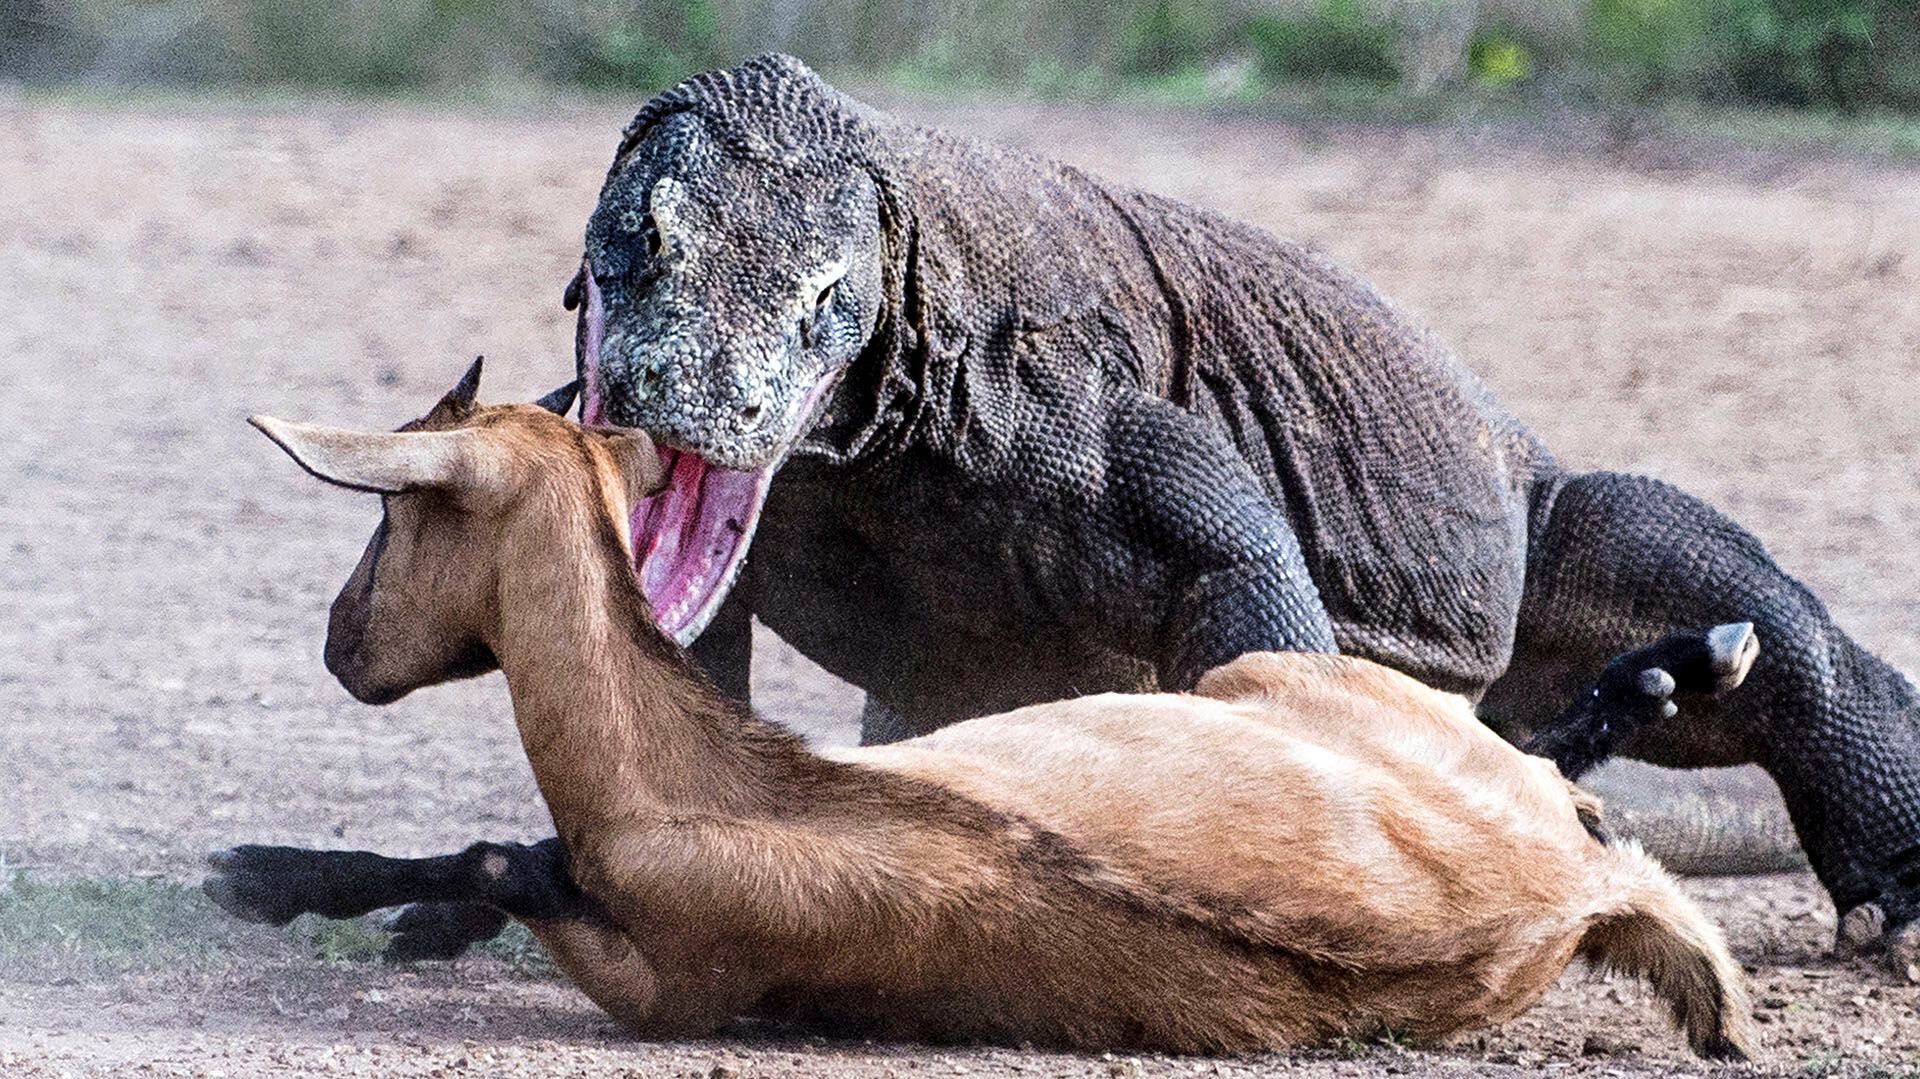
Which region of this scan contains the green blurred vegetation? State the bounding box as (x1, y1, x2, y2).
(0, 872, 558, 980)
(2, 0, 1917, 116)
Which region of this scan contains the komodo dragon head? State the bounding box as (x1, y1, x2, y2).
(568, 54, 892, 644)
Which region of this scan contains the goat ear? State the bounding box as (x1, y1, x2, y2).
(249, 415, 486, 494)
(597, 428, 670, 504)
(535, 379, 581, 416)
(423, 356, 485, 425)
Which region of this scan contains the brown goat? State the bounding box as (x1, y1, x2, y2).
(224, 367, 1753, 1058)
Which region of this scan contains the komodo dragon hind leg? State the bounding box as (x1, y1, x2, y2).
(1486, 469, 1920, 978)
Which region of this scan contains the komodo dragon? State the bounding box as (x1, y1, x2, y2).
(305, 56, 1920, 970)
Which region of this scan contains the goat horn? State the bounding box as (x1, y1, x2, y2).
(249, 416, 485, 494)
(535, 379, 582, 417)
(422, 356, 485, 425)
(448, 356, 484, 407)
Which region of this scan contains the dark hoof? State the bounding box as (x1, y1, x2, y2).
(1610, 623, 1762, 711)
(203, 846, 307, 926)
(381, 901, 509, 963)
(1704, 621, 1759, 692)
(1634, 667, 1680, 718)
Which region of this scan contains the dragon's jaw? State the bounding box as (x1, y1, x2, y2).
(579, 274, 808, 647)
(624, 444, 771, 647)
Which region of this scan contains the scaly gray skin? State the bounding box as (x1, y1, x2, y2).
(392, 56, 1916, 968)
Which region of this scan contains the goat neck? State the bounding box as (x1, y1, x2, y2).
(485, 483, 802, 837)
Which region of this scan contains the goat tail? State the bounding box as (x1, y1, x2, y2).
(1576, 841, 1755, 1061)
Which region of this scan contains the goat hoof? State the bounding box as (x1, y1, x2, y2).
(1636, 667, 1676, 699)
(200, 845, 306, 926)
(381, 901, 508, 963)
(1632, 667, 1679, 715)
(1704, 622, 1759, 692)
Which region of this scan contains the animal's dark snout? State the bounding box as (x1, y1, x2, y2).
(324, 600, 397, 705)
(322, 521, 392, 703)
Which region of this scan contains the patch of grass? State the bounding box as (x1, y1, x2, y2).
(0, 874, 560, 981)
(0, 875, 230, 979)
(1114, 0, 1229, 79)
(1329, 1034, 1373, 1059)
(1320, 1022, 1418, 1061)
(286, 912, 390, 964)
(1244, 0, 1403, 86)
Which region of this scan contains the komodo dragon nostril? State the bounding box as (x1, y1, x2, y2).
(636, 361, 665, 394)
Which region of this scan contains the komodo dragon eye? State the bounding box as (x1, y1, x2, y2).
(814, 282, 835, 309)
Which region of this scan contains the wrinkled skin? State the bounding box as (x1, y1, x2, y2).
(579, 110, 885, 471)
(401, 56, 1920, 971)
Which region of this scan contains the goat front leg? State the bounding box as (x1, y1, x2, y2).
(204, 841, 669, 1028)
(204, 839, 588, 934)
(380, 899, 511, 961)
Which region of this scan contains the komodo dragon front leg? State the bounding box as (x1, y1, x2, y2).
(1095, 390, 1340, 688)
(853, 386, 1342, 743)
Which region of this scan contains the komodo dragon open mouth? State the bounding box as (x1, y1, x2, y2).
(578, 276, 787, 648)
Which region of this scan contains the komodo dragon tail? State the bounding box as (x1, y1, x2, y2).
(1585, 761, 1806, 876)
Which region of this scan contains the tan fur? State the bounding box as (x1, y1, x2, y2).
(275, 400, 1754, 1058)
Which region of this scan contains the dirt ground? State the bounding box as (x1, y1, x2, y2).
(3, 87, 1919, 1075)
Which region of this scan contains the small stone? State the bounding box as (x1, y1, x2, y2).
(707, 1066, 737, 1079)
(1581, 1034, 1637, 1057)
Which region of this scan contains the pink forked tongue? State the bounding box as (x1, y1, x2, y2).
(579, 267, 771, 645)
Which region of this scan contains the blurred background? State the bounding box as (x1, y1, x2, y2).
(3, 0, 1919, 126)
